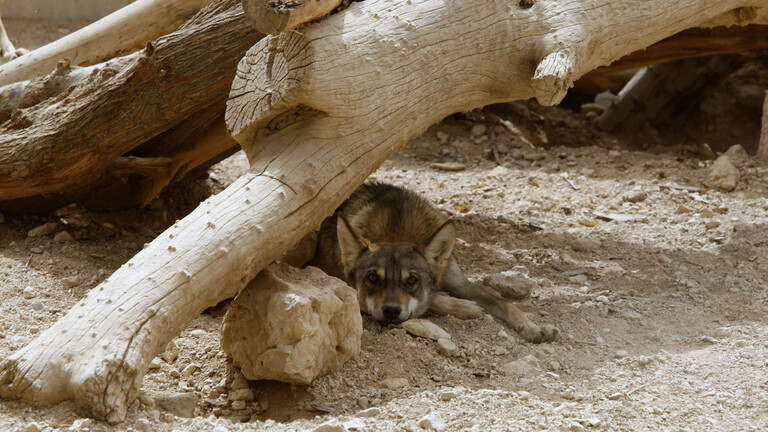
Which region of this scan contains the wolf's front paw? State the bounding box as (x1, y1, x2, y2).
(516, 323, 558, 343)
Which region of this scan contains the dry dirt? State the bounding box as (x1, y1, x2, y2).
(2, 17, 768, 432)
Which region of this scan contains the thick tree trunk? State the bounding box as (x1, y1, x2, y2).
(0, 0, 209, 87)
(0, 0, 261, 202)
(1, 0, 767, 423)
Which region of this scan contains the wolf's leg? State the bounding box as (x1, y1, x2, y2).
(428, 292, 483, 319)
(280, 231, 318, 267)
(440, 258, 558, 343)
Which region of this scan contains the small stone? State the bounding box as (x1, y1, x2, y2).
(356, 407, 382, 418)
(622, 310, 642, 321)
(22, 286, 36, 299)
(572, 238, 601, 252)
(30, 247, 44, 254)
(170, 369, 181, 379)
(230, 400, 247, 411)
(713, 327, 731, 338)
(314, 419, 346, 432)
(417, 413, 445, 430)
(577, 216, 598, 227)
(482, 271, 536, 299)
(623, 188, 647, 203)
(439, 389, 459, 401)
(471, 124, 487, 136)
(69, 419, 94, 430)
(435, 131, 449, 144)
(429, 162, 466, 172)
(502, 355, 540, 376)
(522, 151, 546, 161)
(162, 341, 179, 363)
(402, 319, 451, 341)
(54, 231, 76, 243)
(595, 295, 610, 305)
(723, 144, 749, 164)
(381, 378, 408, 390)
(615, 350, 629, 359)
(31, 302, 44, 311)
(700, 208, 716, 218)
(212, 427, 229, 432)
(705, 155, 740, 191)
(229, 374, 250, 391)
(675, 205, 693, 214)
(28, 222, 58, 238)
(705, 221, 720, 230)
(496, 143, 509, 154)
(22, 422, 41, 432)
(155, 393, 199, 418)
(181, 363, 197, 377)
(61, 276, 84, 288)
(436, 338, 457, 357)
(134, 419, 152, 432)
(607, 393, 623, 400)
(189, 329, 207, 337)
(149, 358, 163, 370)
(229, 389, 255, 401)
(569, 421, 586, 431)
(344, 418, 365, 431)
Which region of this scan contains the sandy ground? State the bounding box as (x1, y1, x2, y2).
(2, 16, 768, 432)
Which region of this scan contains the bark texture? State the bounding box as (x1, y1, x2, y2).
(1, 0, 767, 423)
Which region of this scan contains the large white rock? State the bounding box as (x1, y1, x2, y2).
(221, 263, 362, 385)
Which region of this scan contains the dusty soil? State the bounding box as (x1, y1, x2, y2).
(2, 17, 768, 432)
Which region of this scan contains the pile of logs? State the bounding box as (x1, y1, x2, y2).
(0, 0, 767, 423)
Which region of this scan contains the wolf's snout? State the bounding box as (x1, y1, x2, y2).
(382, 305, 402, 321)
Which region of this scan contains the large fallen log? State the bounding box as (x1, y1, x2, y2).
(1, 0, 767, 423)
(0, 0, 209, 87)
(0, 0, 261, 202)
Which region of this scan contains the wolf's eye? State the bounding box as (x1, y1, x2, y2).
(367, 273, 380, 283)
(406, 276, 418, 285)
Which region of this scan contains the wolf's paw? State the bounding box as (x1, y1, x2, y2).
(428, 293, 483, 319)
(516, 323, 558, 343)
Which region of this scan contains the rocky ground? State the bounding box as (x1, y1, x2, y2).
(2, 16, 768, 432)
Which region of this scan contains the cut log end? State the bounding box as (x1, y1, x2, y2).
(241, 0, 344, 34)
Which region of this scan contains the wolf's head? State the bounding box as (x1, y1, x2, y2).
(336, 215, 456, 323)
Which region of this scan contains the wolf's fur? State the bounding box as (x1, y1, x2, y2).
(287, 182, 557, 343)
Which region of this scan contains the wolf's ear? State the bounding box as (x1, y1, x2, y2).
(337, 215, 367, 278)
(423, 220, 456, 272)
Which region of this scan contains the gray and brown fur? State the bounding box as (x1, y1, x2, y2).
(287, 182, 557, 343)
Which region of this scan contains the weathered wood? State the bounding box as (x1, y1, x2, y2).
(760, 90, 768, 163)
(241, 0, 343, 34)
(0, 0, 262, 202)
(2, 0, 768, 424)
(0, 0, 208, 87)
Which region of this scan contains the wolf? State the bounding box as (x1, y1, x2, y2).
(286, 181, 557, 343)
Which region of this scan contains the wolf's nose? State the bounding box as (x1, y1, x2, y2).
(382, 305, 402, 321)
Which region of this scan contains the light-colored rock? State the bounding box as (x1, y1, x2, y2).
(61, 276, 84, 288)
(189, 329, 207, 337)
(623, 188, 647, 203)
(615, 350, 629, 359)
(229, 389, 255, 402)
(417, 413, 445, 430)
(230, 400, 247, 411)
(134, 419, 152, 432)
(27, 222, 58, 238)
(482, 271, 536, 300)
(22, 286, 36, 300)
(705, 155, 740, 191)
(502, 354, 540, 376)
(314, 419, 346, 432)
(471, 124, 487, 136)
(68, 419, 94, 431)
(572, 238, 601, 252)
(429, 162, 466, 172)
(381, 378, 409, 389)
(356, 407, 382, 418)
(221, 263, 362, 385)
(54, 231, 76, 243)
(162, 341, 179, 363)
(180, 363, 198, 377)
(436, 338, 457, 357)
(723, 144, 749, 164)
(155, 393, 199, 418)
(21, 422, 42, 432)
(149, 357, 163, 370)
(439, 389, 459, 401)
(402, 319, 451, 341)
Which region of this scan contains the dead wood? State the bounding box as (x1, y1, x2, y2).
(2, 0, 768, 424)
(0, 0, 209, 87)
(760, 90, 768, 163)
(242, 0, 344, 34)
(0, 0, 262, 202)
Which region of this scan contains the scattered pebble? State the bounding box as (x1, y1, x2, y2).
(162, 341, 179, 363)
(436, 338, 457, 357)
(21, 422, 41, 432)
(54, 231, 76, 243)
(230, 400, 246, 411)
(133, 419, 152, 432)
(229, 389, 255, 402)
(313, 420, 345, 432)
(417, 413, 445, 430)
(623, 188, 648, 203)
(30, 247, 44, 254)
(61, 276, 84, 288)
(429, 162, 466, 172)
(595, 295, 610, 305)
(28, 222, 58, 238)
(502, 355, 540, 376)
(675, 205, 693, 214)
(705, 155, 740, 191)
(615, 350, 629, 359)
(572, 238, 601, 252)
(439, 389, 459, 401)
(154, 393, 199, 418)
(435, 131, 449, 144)
(189, 329, 207, 337)
(356, 407, 381, 418)
(471, 124, 487, 136)
(381, 378, 408, 390)
(149, 358, 163, 370)
(180, 364, 198, 377)
(402, 319, 451, 341)
(68, 419, 94, 431)
(22, 286, 36, 299)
